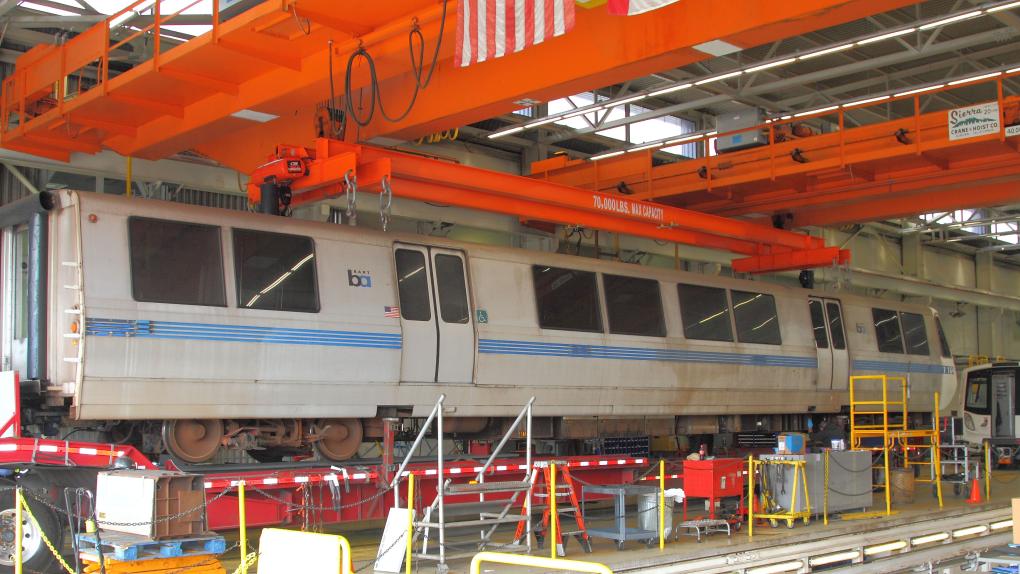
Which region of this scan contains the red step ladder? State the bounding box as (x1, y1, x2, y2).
(513, 461, 592, 556)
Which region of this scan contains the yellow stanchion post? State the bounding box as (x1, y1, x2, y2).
(238, 481, 248, 574)
(823, 450, 829, 526)
(984, 440, 991, 500)
(746, 456, 754, 539)
(14, 487, 23, 574)
(658, 459, 665, 550)
(550, 463, 557, 560)
(406, 474, 414, 574)
(934, 392, 943, 508)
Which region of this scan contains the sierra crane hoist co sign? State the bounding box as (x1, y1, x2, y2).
(949, 102, 1001, 141)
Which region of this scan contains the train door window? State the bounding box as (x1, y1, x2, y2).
(677, 284, 733, 342)
(825, 302, 846, 350)
(394, 249, 432, 321)
(129, 218, 226, 306)
(808, 299, 828, 348)
(602, 274, 665, 337)
(935, 316, 952, 359)
(234, 229, 318, 312)
(899, 312, 929, 356)
(872, 308, 904, 354)
(731, 290, 781, 345)
(434, 254, 469, 324)
(965, 373, 990, 415)
(532, 266, 602, 332)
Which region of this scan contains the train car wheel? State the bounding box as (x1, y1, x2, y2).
(313, 419, 363, 462)
(163, 420, 224, 463)
(0, 488, 62, 573)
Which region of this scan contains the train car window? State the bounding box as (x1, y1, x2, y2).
(826, 303, 847, 350)
(677, 284, 733, 342)
(129, 217, 226, 307)
(233, 229, 319, 313)
(731, 290, 782, 345)
(602, 274, 666, 337)
(899, 312, 929, 356)
(395, 249, 431, 321)
(872, 308, 904, 354)
(532, 266, 602, 332)
(808, 300, 828, 349)
(965, 373, 990, 415)
(435, 254, 470, 324)
(935, 316, 952, 359)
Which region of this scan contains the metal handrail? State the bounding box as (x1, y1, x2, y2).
(473, 396, 534, 483)
(389, 393, 445, 495)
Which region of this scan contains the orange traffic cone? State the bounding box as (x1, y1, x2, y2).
(966, 478, 982, 504)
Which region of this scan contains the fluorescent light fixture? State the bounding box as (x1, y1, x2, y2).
(706, 131, 717, 136)
(110, 0, 156, 27)
(18, 1, 78, 16)
(809, 551, 860, 566)
(857, 28, 915, 45)
(649, 83, 693, 97)
(746, 561, 803, 574)
(693, 39, 742, 57)
(988, 1, 1020, 12)
(589, 150, 625, 161)
(613, 94, 648, 106)
(947, 71, 1002, 85)
(694, 70, 743, 85)
(794, 105, 838, 117)
(990, 519, 1014, 530)
(911, 532, 950, 545)
(1009, 67, 1020, 74)
(952, 525, 988, 537)
(665, 134, 703, 144)
(487, 126, 525, 139)
(894, 84, 944, 97)
(231, 109, 280, 123)
(843, 95, 891, 107)
(864, 540, 908, 555)
(745, 58, 797, 74)
(562, 106, 603, 119)
(918, 11, 981, 30)
(627, 142, 662, 153)
(799, 43, 854, 60)
(525, 115, 562, 128)
(780, 115, 792, 120)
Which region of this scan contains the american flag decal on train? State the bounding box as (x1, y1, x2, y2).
(384, 306, 400, 318)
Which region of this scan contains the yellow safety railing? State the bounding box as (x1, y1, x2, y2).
(746, 457, 810, 538)
(470, 551, 613, 574)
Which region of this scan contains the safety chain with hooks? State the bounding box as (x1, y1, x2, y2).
(379, 174, 393, 231)
(18, 486, 234, 527)
(344, 170, 358, 226)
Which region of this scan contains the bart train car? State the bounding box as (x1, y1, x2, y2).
(0, 191, 957, 463)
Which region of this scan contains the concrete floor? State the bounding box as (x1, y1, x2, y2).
(215, 469, 1020, 573)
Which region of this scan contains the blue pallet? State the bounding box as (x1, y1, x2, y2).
(76, 532, 226, 562)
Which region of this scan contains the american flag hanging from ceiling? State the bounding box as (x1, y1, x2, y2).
(456, 0, 576, 67)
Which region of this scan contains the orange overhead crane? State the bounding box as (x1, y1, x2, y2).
(532, 74, 1020, 228)
(247, 138, 848, 273)
(0, 0, 919, 171)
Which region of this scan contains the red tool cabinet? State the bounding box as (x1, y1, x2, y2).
(682, 458, 745, 520)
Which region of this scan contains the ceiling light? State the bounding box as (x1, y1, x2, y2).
(706, 131, 717, 136)
(525, 115, 562, 128)
(799, 43, 854, 60)
(613, 94, 648, 106)
(919, 11, 982, 30)
(231, 109, 280, 123)
(843, 95, 891, 107)
(627, 142, 662, 153)
(649, 83, 693, 97)
(780, 115, 792, 120)
(952, 525, 988, 537)
(809, 551, 860, 566)
(589, 150, 625, 161)
(745, 58, 797, 74)
(794, 105, 838, 117)
(694, 70, 743, 85)
(988, 1, 1020, 12)
(894, 84, 944, 97)
(947, 71, 1002, 85)
(487, 126, 524, 138)
(857, 28, 915, 45)
(864, 540, 907, 555)
(693, 39, 742, 57)
(745, 561, 803, 574)
(1009, 67, 1020, 74)
(665, 134, 703, 144)
(562, 106, 603, 119)
(911, 532, 950, 545)
(110, 0, 156, 27)
(18, 1, 78, 16)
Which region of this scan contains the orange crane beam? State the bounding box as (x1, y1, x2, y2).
(533, 78, 1020, 227)
(1, 0, 920, 172)
(247, 138, 849, 273)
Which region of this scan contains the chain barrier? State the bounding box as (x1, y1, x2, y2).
(379, 175, 393, 232)
(21, 486, 234, 528)
(250, 484, 391, 512)
(19, 491, 76, 574)
(344, 170, 358, 226)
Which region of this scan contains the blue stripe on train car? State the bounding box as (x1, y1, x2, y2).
(852, 360, 954, 375)
(84, 318, 402, 349)
(478, 338, 818, 368)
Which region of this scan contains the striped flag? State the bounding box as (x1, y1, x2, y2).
(607, 0, 681, 16)
(384, 306, 401, 318)
(456, 0, 576, 67)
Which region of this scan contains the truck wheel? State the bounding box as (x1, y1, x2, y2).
(0, 488, 64, 573)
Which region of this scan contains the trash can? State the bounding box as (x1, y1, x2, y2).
(891, 468, 915, 504)
(637, 493, 672, 537)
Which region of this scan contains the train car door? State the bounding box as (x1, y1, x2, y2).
(809, 298, 833, 389)
(991, 370, 1016, 440)
(809, 298, 849, 390)
(393, 244, 475, 384)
